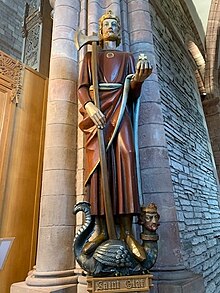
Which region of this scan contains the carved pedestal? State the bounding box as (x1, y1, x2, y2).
(87, 274, 153, 293)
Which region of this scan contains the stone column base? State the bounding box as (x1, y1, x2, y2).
(150, 269, 205, 293)
(77, 275, 88, 293)
(10, 281, 77, 293)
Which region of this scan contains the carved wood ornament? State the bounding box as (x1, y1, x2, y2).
(0, 51, 24, 104)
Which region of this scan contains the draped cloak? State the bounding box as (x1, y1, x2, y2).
(78, 50, 142, 216)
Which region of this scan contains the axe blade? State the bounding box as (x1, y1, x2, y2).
(74, 30, 99, 50)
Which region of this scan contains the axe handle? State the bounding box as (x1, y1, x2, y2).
(91, 41, 117, 240)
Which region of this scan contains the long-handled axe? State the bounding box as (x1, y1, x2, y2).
(75, 30, 117, 240)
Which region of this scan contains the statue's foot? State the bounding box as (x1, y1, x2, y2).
(125, 233, 146, 262)
(82, 232, 108, 255)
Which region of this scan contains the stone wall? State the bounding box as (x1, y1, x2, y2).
(0, 0, 25, 60)
(150, 0, 220, 292)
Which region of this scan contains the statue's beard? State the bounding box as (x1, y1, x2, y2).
(102, 33, 119, 42)
(99, 31, 121, 48)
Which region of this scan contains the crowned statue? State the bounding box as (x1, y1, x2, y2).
(73, 10, 159, 280)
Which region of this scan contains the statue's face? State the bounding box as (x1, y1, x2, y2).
(143, 213, 160, 232)
(102, 18, 120, 42)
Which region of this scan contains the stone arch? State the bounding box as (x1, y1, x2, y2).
(205, 0, 220, 99)
(187, 39, 206, 98)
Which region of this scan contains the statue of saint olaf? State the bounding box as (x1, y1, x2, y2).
(73, 11, 159, 278)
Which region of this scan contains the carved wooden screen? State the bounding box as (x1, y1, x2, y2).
(0, 85, 14, 203)
(0, 51, 48, 292)
(0, 52, 23, 210)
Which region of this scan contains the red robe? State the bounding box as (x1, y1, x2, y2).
(78, 50, 142, 216)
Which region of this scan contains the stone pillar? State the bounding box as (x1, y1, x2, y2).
(203, 97, 220, 180)
(128, 0, 205, 292)
(11, 0, 79, 292)
(128, 0, 181, 269)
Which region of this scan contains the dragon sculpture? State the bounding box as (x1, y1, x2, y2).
(73, 201, 160, 277)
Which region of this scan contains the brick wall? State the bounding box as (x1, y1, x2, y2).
(0, 0, 25, 60)
(150, 0, 220, 292)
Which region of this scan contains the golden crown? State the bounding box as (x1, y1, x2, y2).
(141, 203, 158, 213)
(99, 10, 120, 27)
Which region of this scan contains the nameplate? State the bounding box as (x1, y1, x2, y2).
(87, 274, 153, 293)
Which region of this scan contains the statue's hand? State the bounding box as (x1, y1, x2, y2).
(85, 101, 106, 129)
(133, 54, 153, 83)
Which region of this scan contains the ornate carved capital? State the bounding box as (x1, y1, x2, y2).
(0, 51, 24, 104)
(24, 24, 41, 68)
(22, 1, 43, 70)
